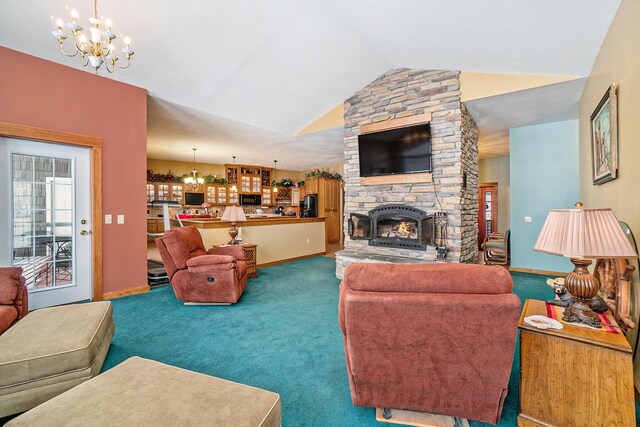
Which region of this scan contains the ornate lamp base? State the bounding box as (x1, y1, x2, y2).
(227, 222, 239, 245)
(562, 258, 601, 328)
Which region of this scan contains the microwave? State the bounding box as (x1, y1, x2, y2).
(240, 194, 261, 206)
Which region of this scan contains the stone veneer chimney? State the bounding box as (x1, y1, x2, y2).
(337, 69, 478, 275)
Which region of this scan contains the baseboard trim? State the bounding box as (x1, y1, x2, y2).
(509, 267, 568, 277)
(103, 285, 150, 300)
(257, 252, 327, 268)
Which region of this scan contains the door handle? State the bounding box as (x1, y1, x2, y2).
(80, 230, 90, 235)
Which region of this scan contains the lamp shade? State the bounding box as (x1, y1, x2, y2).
(534, 207, 637, 259)
(221, 205, 246, 222)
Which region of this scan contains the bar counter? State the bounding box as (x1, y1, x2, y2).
(170, 217, 326, 266)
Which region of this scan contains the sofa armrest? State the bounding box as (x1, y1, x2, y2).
(0, 267, 28, 319)
(186, 255, 235, 268)
(207, 245, 246, 261)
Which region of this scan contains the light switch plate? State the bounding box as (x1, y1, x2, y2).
(105, 214, 112, 224)
(524, 216, 532, 223)
(117, 215, 125, 224)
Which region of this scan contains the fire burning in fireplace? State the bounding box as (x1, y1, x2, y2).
(378, 220, 417, 239)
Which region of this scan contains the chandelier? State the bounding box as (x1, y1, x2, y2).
(51, 0, 134, 74)
(184, 148, 204, 190)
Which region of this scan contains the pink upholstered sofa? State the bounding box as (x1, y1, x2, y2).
(156, 227, 247, 304)
(0, 267, 28, 334)
(338, 262, 521, 424)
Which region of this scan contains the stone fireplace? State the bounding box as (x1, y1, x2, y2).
(336, 69, 478, 279)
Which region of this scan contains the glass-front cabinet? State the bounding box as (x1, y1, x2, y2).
(146, 184, 155, 203)
(228, 186, 239, 205)
(262, 188, 272, 206)
(241, 176, 251, 193)
(252, 176, 261, 193)
(170, 184, 184, 203)
(216, 186, 227, 205)
(206, 185, 216, 204)
(156, 184, 169, 201)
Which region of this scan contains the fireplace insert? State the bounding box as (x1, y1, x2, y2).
(348, 204, 434, 251)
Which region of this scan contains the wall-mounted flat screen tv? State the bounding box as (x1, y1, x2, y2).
(185, 192, 205, 206)
(358, 123, 432, 177)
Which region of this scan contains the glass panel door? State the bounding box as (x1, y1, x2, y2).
(1, 137, 92, 309)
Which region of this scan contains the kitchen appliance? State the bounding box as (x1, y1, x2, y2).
(240, 194, 261, 206)
(302, 195, 318, 218)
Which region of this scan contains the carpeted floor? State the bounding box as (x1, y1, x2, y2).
(102, 257, 631, 426)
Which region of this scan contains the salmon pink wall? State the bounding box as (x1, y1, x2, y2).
(0, 46, 148, 295)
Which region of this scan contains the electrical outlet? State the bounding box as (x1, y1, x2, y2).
(117, 215, 125, 224)
(524, 216, 532, 223)
(104, 214, 112, 224)
(306, 238, 310, 244)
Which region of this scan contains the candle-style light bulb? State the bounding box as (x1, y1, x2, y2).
(70, 8, 78, 20)
(124, 36, 130, 46)
(78, 34, 87, 44)
(105, 18, 112, 30)
(56, 18, 64, 30)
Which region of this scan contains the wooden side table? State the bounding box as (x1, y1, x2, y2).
(517, 299, 635, 427)
(211, 243, 258, 279)
(242, 243, 258, 279)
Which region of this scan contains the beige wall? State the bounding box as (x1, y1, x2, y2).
(578, 0, 640, 391)
(147, 158, 305, 182)
(197, 222, 326, 265)
(478, 156, 510, 232)
(303, 162, 344, 178)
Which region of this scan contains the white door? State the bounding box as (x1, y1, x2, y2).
(0, 137, 92, 309)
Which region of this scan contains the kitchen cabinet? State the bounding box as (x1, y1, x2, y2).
(305, 178, 319, 195)
(291, 187, 302, 206)
(146, 184, 155, 203)
(147, 182, 184, 204)
(316, 178, 342, 244)
(261, 168, 272, 188)
(262, 188, 274, 206)
(225, 164, 239, 185)
(206, 185, 228, 205)
(228, 186, 239, 205)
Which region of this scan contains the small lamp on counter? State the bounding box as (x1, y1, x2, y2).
(534, 202, 638, 328)
(221, 205, 246, 245)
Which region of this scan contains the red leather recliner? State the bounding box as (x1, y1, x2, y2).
(339, 262, 521, 424)
(155, 227, 247, 304)
(0, 267, 28, 334)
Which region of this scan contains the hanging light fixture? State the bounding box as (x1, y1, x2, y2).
(51, 0, 134, 74)
(184, 148, 204, 190)
(273, 160, 278, 193)
(230, 156, 237, 192)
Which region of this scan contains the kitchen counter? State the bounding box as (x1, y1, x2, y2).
(169, 217, 326, 266)
(172, 216, 323, 229)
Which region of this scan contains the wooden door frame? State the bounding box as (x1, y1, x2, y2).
(0, 122, 103, 301)
(479, 182, 499, 247)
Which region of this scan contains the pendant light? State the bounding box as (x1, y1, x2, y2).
(230, 156, 237, 192)
(273, 160, 278, 193)
(184, 148, 204, 190)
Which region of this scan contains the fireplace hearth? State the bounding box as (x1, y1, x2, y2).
(349, 205, 434, 251)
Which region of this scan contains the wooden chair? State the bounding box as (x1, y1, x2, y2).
(482, 230, 509, 266)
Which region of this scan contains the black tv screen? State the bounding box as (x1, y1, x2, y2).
(358, 123, 432, 177)
(185, 192, 205, 206)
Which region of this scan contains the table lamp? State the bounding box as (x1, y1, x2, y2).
(534, 202, 638, 327)
(221, 205, 246, 245)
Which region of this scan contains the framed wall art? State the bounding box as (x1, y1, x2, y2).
(590, 84, 618, 185)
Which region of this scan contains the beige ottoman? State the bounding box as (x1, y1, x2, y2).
(8, 357, 282, 426)
(0, 301, 114, 417)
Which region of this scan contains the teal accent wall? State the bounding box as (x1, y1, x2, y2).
(509, 120, 579, 272)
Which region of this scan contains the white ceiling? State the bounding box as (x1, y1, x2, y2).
(466, 78, 587, 159)
(0, 0, 620, 169)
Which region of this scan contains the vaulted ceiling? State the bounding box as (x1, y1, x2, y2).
(0, 0, 621, 168)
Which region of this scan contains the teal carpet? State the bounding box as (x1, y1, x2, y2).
(102, 258, 633, 426)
